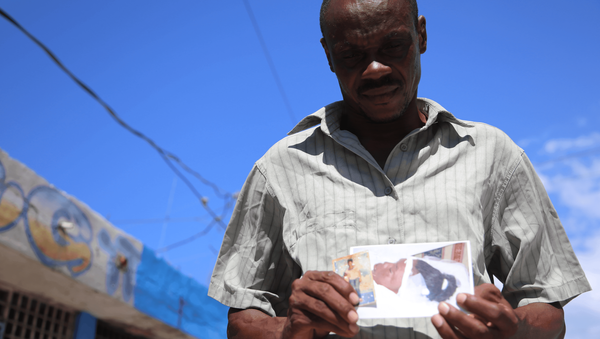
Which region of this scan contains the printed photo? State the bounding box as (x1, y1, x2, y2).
(332, 251, 376, 307)
(350, 241, 473, 319)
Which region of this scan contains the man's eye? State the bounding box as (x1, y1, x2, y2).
(342, 51, 361, 60)
(385, 44, 403, 52)
(384, 43, 408, 56)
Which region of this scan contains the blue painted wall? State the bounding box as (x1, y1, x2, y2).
(73, 312, 97, 339)
(134, 246, 228, 339)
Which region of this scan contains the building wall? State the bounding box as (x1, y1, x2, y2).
(0, 149, 227, 339)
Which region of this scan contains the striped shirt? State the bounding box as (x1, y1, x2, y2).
(209, 98, 591, 338)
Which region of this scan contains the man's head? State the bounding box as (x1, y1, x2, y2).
(320, 0, 418, 36)
(372, 258, 407, 293)
(347, 258, 354, 268)
(319, 0, 427, 123)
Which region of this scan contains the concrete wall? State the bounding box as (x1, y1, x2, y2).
(0, 149, 228, 339)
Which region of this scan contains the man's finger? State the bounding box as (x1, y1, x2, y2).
(289, 284, 358, 334)
(438, 302, 496, 339)
(431, 313, 467, 339)
(300, 279, 359, 324)
(456, 293, 518, 334)
(306, 271, 358, 301)
(299, 307, 359, 338)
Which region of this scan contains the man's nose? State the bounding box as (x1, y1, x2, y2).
(361, 60, 392, 80)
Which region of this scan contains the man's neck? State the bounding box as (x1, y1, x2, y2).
(340, 99, 426, 169)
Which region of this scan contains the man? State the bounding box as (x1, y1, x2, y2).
(208, 0, 591, 338)
(344, 259, 362, 300)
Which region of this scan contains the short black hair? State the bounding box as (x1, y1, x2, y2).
(348, 258, 353, 263)
(319, 0, 419, 37)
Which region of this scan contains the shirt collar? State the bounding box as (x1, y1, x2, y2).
(287, 97, 473, 136)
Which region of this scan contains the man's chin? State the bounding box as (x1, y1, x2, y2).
(363, 110, 405, 124)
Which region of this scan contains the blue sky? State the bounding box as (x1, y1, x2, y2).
(1, 0, 599, 337)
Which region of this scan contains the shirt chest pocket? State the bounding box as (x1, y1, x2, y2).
(286, 210, 360, 271)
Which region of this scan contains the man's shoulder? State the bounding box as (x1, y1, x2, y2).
(448, 118, 524, 159)
(253, 117, 325, 175)
(255, 104, 336, 169)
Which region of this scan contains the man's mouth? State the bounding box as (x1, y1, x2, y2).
(360, 86, 399, 104)
(360, 85, 398, 97)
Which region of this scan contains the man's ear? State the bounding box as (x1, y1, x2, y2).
(320, 38, 335, 72)
(417, 15, 427, 54)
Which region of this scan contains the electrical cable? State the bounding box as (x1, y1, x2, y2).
(156, 199, 235, 253)
(156, 220, 217, 253)
(0, 6, 232, 228)
(242, 0, 296, 124)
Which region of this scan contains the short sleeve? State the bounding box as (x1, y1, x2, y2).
(487, 152, 591, 308)
(208, 164, 299, 317)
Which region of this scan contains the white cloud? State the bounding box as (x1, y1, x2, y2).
(539, 158, 600, 221)
(536, 154, 600, 337)
(543, 132, 600, 154)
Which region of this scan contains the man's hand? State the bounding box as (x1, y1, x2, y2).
(283, 270, 360, 339)
(432, 284, 518, 338)
(431, 284, 565, 339)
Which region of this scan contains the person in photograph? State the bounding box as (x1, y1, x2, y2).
(344, 258, 362, 299)
(372, 257, 465, 303)
(209, 0, 591, 338)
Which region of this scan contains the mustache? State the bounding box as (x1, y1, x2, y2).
(357, 76, 403, 94)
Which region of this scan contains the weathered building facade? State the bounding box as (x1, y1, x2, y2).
(0, 149, 227, 339)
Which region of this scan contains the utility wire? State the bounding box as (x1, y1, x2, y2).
(0, 6, 232, 228)
(242, 0, 296, 124)
(157, 198, 235, 253)
(156, 220, 217, 253)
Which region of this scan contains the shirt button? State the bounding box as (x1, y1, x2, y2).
(400, 143, 408, 152)
(388, 237, 396, 244)
(384, 186, 393, 195)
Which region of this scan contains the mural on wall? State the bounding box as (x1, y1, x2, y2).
(0, 160, 93, 276)
(0, 159, 26, 233)
(0, 153, 142, 303)
(99, 229, 142, 302)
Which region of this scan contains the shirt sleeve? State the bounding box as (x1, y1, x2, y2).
(487, 152, 592, 308)
(208, 164, 299, 317)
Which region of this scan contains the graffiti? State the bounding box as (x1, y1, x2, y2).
(25, 186, 93, 276)
(0, 160, 26, 232)
(98, 229, 141, 302)
(0, 159, 93, 276)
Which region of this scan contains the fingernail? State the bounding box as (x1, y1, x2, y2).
(348, 310, 359, 323)
(349, 292, 359, 305)
(457, 293, 467, 304)
(431, 314, 444, 328)
(438, 302, 449, 315)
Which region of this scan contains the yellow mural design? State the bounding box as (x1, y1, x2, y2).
(27, 216, 92, 273)
(0, 199, 22, 226)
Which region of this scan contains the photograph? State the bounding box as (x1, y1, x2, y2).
(332, 251, 377, 307)
(350, 241, 474, 319)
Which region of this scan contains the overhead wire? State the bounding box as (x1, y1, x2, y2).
(242, 0, 296, 124)
(156, 219, 218, 253)
(156, 198, 236, 253)
(0, 6, 233, 229)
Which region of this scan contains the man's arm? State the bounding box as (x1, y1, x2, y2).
(432, 283, 565, 339)
(227, 271, 360, 339)
(228, 309, 286, 339)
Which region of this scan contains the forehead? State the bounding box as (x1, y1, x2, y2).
(324, 0, 413, 42)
